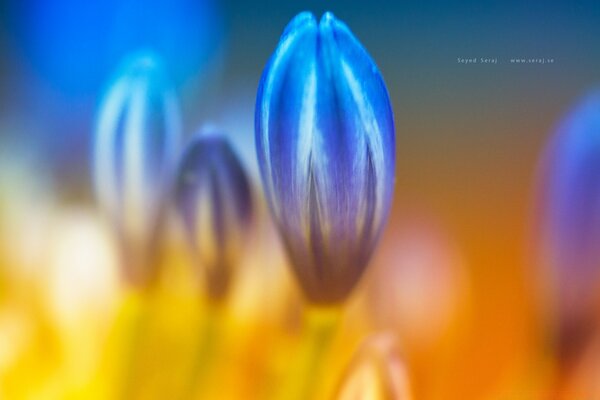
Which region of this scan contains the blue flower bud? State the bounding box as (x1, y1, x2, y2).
(255, 12, 395, 303)
(93, 51, 182, 285)
(538, 89, 600, 325)
(174, 131, 253, 300)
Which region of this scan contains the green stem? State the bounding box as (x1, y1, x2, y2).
(277, 306, 341, 400)
(118, 290, 152, 400)
(179, 301, 224, 400)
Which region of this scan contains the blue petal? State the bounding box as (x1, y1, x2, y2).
(255, 12, 395, 303)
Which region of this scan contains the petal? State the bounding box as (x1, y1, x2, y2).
(256, 11, 318, 226)
(335, 333, 413, 400)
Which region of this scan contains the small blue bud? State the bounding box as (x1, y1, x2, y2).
(93, 51, 182, 285)
(174, 130, 253, 300)
(255, 12, 396, 303)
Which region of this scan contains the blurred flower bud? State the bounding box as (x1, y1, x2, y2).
(93, 51, 182, 286)
(174, 131, 253, 300)
(365, 213, 468, 352)
(335, 333, 412, 400)
(255, 12, 395, 304)
(536, 90, 600, 361)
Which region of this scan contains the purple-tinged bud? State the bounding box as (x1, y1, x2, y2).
(537, 89, 600, 363)
(174, 130, 252, 300)
(255, 12, 396, 304)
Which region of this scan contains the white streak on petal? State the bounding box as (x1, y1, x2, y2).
(341, 60, 386, 236)
(94, 79, 130, 223)
(297, 65, 318, 232)
(261, 35, 297, 219)
(123, 80, 148, 242)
